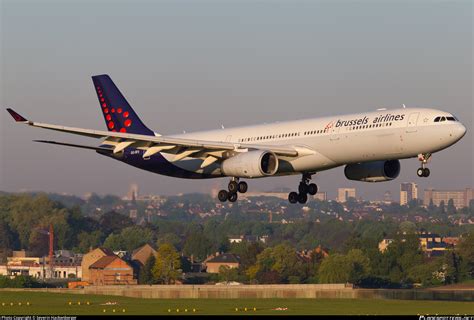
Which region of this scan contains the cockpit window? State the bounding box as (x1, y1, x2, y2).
(434, 117, 441, 122)
(446, 116, 456, 121)
(440, 117, 446, 122)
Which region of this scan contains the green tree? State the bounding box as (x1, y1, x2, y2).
(218, 265, 239, 283)
(139, 255, 156, 284)
(447, 199, 457, 215)
(318, 254, 351, 283)
(457, 232, 474, 280)
(152, 243, 181, 284)
(183, 232, 212, 260)
(346, 249, 371, 283)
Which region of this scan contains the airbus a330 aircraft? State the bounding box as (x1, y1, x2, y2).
(7, 75, 467, 204)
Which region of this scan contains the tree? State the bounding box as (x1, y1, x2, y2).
(346, 249, 371, 283)
(139, 255, 156, 285)
(218, 265, 239, 283)
(183, 232, 212, 260)
(447, 199, 457, 215)
(318, 254, 351, 283)
(156, 233, 182, 251)
(152, 243, 181, 284)
(75, 231, 103, 253)
(457, 232, 474, 280)
(438, 201, 446, 214)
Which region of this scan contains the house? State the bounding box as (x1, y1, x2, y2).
(89, 255, 137, 285)
(131, 244, 157, 267)
(378, 239, 394, 252)
(81, 247, 115, 282)
(205, 253, 240, 273)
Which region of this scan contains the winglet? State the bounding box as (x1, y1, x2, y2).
(6, 108, 28, 122)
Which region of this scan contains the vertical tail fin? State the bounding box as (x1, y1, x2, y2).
(92, 74, 155, 136)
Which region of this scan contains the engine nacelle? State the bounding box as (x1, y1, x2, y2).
(221, 150, 279, 178)
(344, 160, 400, 182)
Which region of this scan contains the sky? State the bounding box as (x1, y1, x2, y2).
(1, 0, 472, 200)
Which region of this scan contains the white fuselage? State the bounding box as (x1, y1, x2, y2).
(162, 108, 466, 177)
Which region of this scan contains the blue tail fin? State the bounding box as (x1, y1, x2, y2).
(92, 74, 154, 136)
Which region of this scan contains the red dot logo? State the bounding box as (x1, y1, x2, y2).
(100, 98, 105, 102)
(120, 128, 127, 133)
(104, 108, 109, 114)
(106, 115, 112, 121)
(108, 121, 115, 129)
(117, 108, 122, 114)
(124, 119, 132, 127)
(111, 108, 115, 113)
(123, 111, 129, 118)
(102, 103, 107, 108)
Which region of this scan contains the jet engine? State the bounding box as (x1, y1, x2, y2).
(344, 160, 400, 182)
(221, 150, 279, 178)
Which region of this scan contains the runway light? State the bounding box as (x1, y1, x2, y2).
(185, 308, 188, 312)
(10, 303, 13, 306)
(254, 307, 257, 311)
(77, 301, 81, 305)
(2, 302, 5, 306)
(176, 308, 179, 313)
(86, 301, 90, 305)
(112, 309, 116, 313)
(244, 307, 248, 311)
(122, 309, 126, 313)
(18, 302, 21, 306)
(193, 308, 196, 312)
(103, 309, 106, 313)
(167, 309, 171, 313)
(68, 302, 72, 305)
(235, 308, 238, 312)
(27, 302, 30, 306)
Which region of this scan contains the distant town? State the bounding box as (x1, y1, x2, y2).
(0, 182, 472, 289)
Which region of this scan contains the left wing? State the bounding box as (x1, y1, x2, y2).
(7, 109, 314, 167)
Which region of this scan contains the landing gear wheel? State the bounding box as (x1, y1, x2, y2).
(288, 192, 298, 204)
(308, 183, 318, 196)
(238, 181, 248, 193)
(218, 190, 228, 202)
(228, 192, 238, 202)
(423, 168, 430, 177)
(228, 181, 238, 193)
(417, 168, 424, 177)
(298, 193, 308, 204)
(298, 183, 308, 194)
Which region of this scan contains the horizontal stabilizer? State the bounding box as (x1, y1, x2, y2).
(33, 140, 113, 152)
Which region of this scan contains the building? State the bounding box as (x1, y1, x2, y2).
(0, 250, 81, 279)
(228, 235, 268, 244)
(314, 192, 327, 201)
(89, 255, 137, 285)
(81, 247, 115, 282)
(400, 183, 418, 205)
(378, 239, 394, 252)
(205, 253, 240, 274)
(337, 188, 356, 202)
(424, 188, 473, 208)
(131, 244, 157, 266)
(126, 183, 139, 201)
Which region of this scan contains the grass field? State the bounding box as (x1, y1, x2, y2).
(0, 291, 472, 315)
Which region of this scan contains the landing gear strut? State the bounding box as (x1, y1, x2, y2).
(289, 173, 318, 204)
(218, 178, 248, 202)
(417, 153, 431, 177)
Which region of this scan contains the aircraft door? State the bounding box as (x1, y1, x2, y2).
(406, 112, 419, 133)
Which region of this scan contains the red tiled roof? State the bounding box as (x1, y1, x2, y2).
(89, 256, 119, 269)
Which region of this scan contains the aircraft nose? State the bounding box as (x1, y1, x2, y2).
(453, 123, 467, 140)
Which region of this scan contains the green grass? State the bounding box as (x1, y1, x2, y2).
(0, 291, 472, 315)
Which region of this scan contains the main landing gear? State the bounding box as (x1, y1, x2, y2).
(218, 178, 248, 202)
(417, 153, 431, 177)
(288, 173, 318, 204)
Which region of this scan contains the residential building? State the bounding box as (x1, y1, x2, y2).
(378, 239, 394, 252)
(400, 183, 418, 205)
(337, 188, 356, 202)
(131, 244, 157, 266)
(89, 255, 137, 285)
(424, 188, 473, 209)
(205, 253, 240, 273)
(81, 247, 115, 282)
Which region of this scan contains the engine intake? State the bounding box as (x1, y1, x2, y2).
(221, 150, 279, 178)
(344, 160, 400, 182)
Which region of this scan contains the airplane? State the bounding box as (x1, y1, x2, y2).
(6, 74, 467, 204)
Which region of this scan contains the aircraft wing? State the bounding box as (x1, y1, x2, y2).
(7, 109, 313, 166)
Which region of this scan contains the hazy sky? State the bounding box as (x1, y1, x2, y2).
(1, 0, 472, 200)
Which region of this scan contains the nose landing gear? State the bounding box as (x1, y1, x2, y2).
(218, 178, 248, 202)
(417, 153, 431, 177)
(289, 173, 318, 204)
